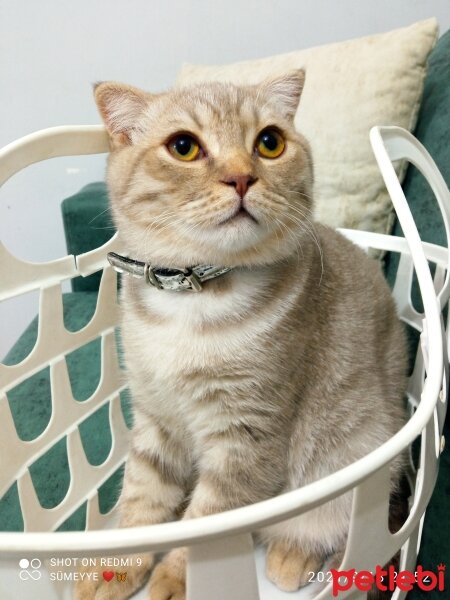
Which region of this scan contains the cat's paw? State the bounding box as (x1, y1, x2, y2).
(73, 554, 153, 600)
(266, 540, 323, 592)
(148, 560, 185, 600)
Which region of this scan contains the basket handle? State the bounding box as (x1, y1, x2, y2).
(0, 125, 109, 188)
(370, 125, 450, 309)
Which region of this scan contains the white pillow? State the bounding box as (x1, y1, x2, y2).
(177, 19, 438, 236)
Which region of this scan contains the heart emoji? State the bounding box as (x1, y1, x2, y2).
(103, 571, 114, 582)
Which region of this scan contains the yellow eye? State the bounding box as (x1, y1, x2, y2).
(167, 134, 202, 161)
(256, 128, 285, 159)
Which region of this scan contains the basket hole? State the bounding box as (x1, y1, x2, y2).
(120, 388, 134, 429)
(98, 466, 125, 515)
(401, 164, 448, 247)
(410, 266, 441, 314)
(411, 431, 422, 471)
(56, 502, 87, 532)
(1, 290, 40, 366)
(62, 291, 98, 332)
(0, 482, 24, 532)
(0, 155, 107, 264)
(383, 250, 400, 292)
(7, 366, 52, 441)
(66, 337, 101, 401)
(404, 323, 421, 376)
(78, 404, 112, 466)
(29, 438, 70, 509)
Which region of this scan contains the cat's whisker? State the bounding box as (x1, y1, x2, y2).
(88, 205, 114, 225)
(283, 213, 324, 283)
(274, 217, 303, 266)
(140, 210, 179, 260)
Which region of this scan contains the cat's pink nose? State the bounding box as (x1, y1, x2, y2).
(221, 175, 257, 199)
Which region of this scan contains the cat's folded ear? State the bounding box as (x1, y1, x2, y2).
(261, 69, 305, 120)
(94, 81, 150, 148)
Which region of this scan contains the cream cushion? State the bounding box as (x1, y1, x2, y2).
(177, 19, 438, 235)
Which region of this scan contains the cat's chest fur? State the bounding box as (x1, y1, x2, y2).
(120, 265, 304, 420)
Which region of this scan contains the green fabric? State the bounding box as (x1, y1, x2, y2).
(61, 182, 114, 292)
(0, 292, 131, 532)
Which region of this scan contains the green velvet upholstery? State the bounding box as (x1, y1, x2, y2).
(393, 29, 450, 248)
(1, 30, 449, 586)
(61, 182, 114, 292)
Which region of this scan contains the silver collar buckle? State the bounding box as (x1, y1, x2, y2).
(184, 268, 202, 292)
(143, 263, 163, 290)
(144, 263, 203, 292)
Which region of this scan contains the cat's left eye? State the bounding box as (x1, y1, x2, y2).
(255, 128, 285, 159)
(167, 133, 204, 161)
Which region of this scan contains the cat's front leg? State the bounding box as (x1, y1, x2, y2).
(148, 422, 287, 600)
(74, 416, 191, 600)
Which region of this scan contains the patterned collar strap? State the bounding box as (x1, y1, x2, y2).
(107, 252, 232, 292)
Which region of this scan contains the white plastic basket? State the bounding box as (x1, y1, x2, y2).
(0, 125, 448, 600)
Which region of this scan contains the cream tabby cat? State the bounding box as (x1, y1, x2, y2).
(75, 71, 407, 600)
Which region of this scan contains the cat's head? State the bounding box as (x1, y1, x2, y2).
(95, 71, 313, 268)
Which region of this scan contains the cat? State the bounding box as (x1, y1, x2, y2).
(74, 70, 407, 600)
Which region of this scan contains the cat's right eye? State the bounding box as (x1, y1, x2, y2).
(255, 128, 285, 159)
(167, 133, 204, 162)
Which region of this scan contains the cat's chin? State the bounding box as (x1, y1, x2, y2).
(196, 219, 265, 253)
(123, 219, 300, 270)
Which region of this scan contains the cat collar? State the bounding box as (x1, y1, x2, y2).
(107, 252, 232, 292)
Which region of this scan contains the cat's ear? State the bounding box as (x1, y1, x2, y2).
(261, 70, 305, 120)
(94, 81, 149, 147)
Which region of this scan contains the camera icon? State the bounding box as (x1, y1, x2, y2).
(19, 558, 42, 581)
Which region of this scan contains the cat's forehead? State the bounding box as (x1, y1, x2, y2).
(145, 82, 282, 139)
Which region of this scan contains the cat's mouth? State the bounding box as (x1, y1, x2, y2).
(219, 206, 258, 226)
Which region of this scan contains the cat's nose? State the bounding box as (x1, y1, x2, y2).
(221, 175, 257, 199)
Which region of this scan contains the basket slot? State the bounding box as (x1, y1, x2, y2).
(392, 252, 422, 330)
(108, 391, 131, 463)
(85, 492, 115, 531)
(187, 533, 259, 600)
(0, 334, 125, 499)
(17, 394, 129, 533)
(436, 379, 447, 438)
(406, 334, 426, 410)
(0, 267, 119, 393)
